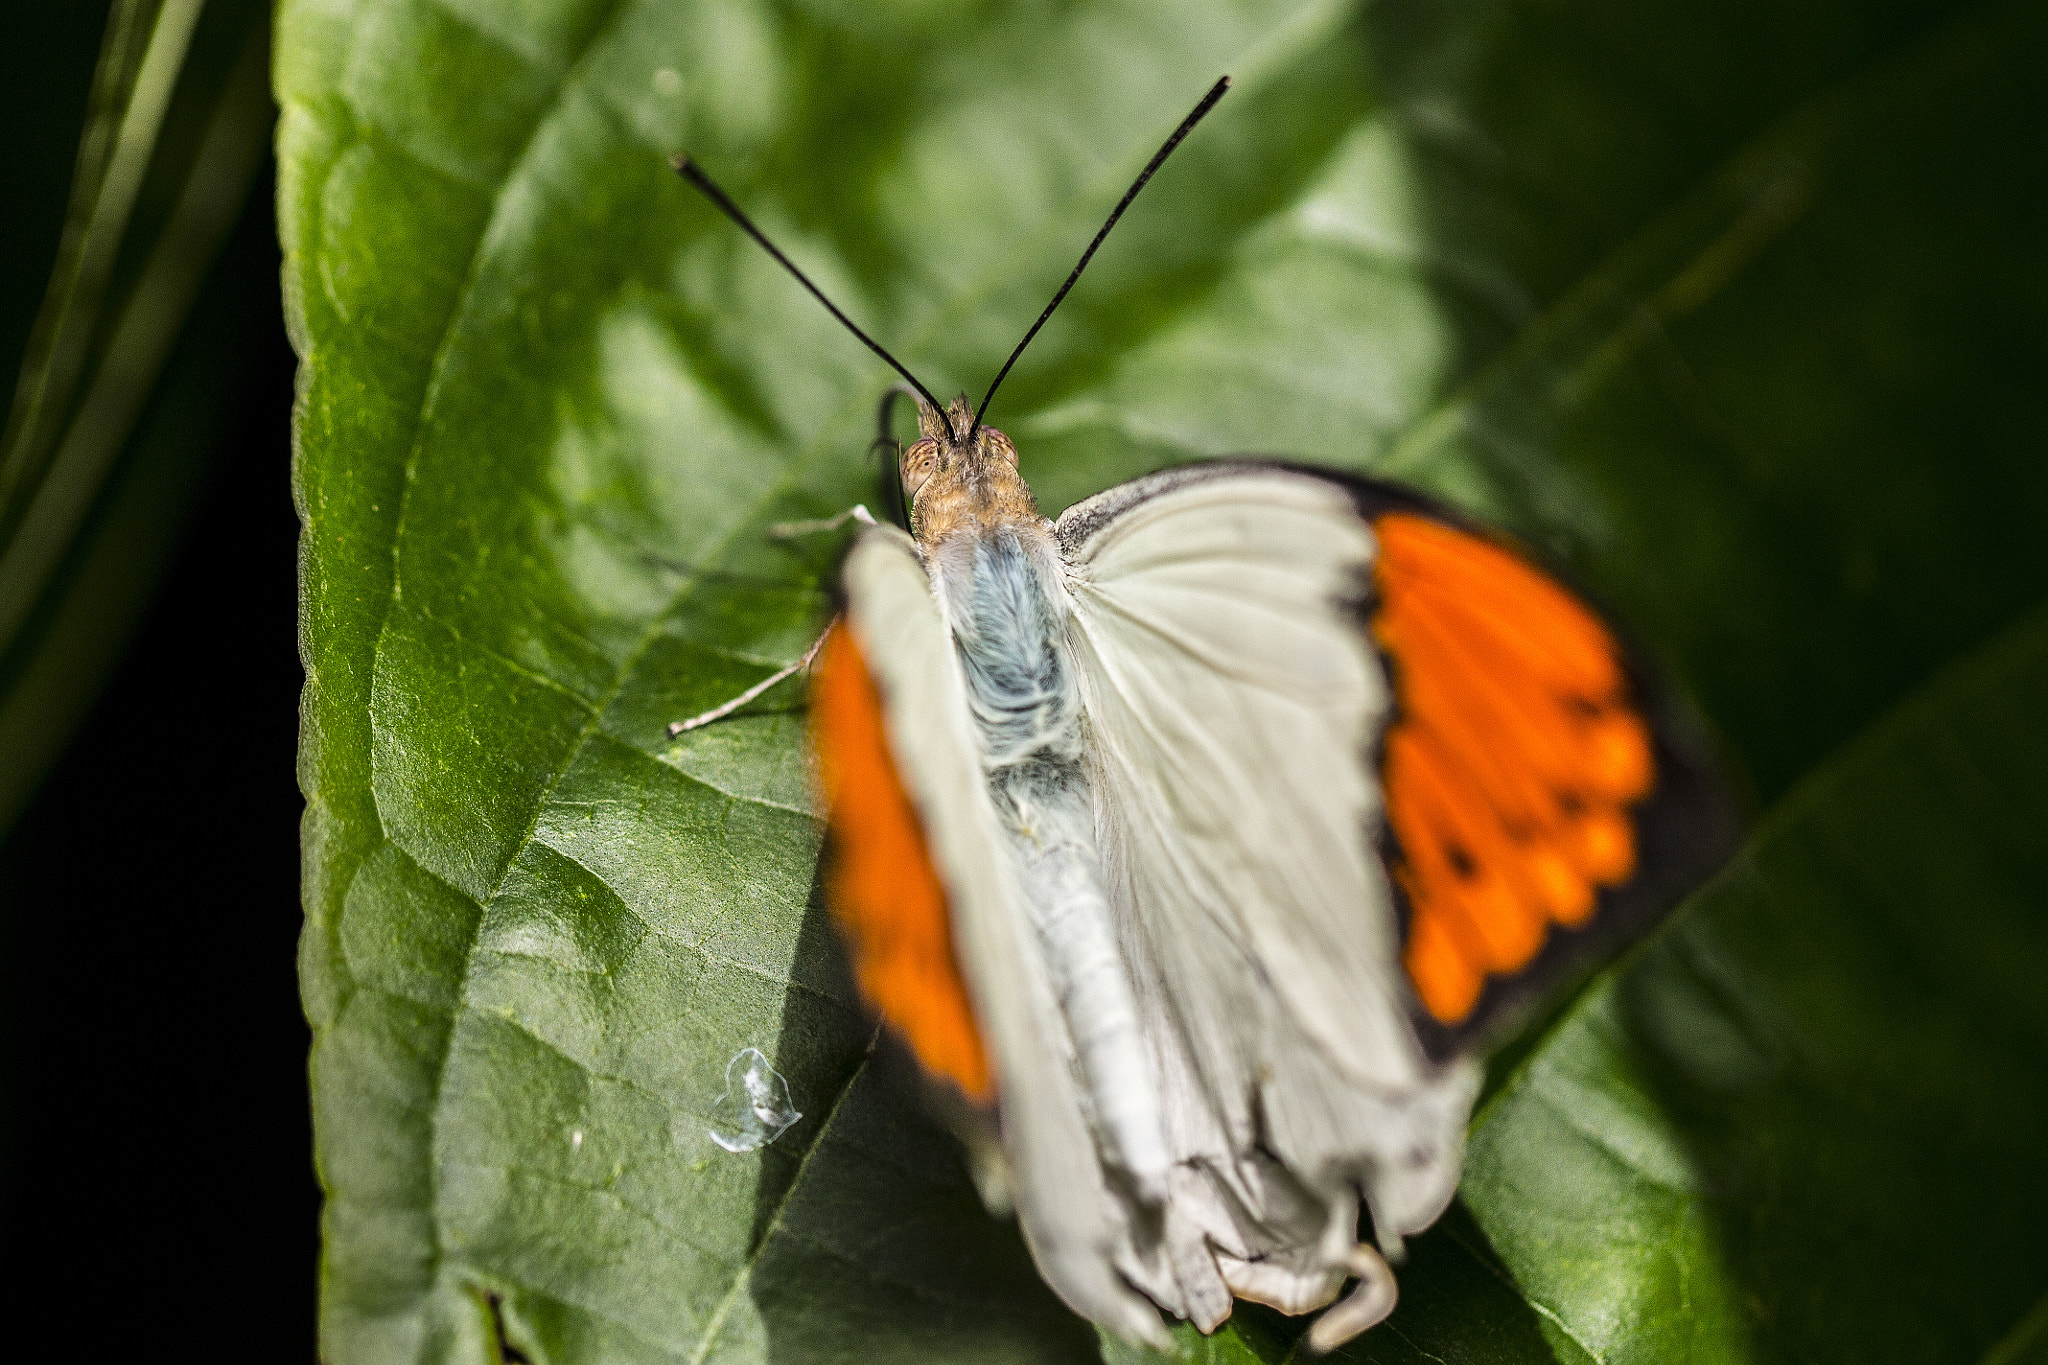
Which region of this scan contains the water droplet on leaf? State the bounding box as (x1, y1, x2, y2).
(706, 1047, 800, 1153)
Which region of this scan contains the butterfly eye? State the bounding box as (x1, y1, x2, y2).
(901, 440, 939, 499)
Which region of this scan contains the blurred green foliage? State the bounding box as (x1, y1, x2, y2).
(277, 1, 2048, 1362)
(0, 0, 276, 830)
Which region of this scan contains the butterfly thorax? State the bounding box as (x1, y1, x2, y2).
(902, 394, 1041, 551)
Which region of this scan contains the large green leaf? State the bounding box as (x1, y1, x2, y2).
(1457, 601, 2048, 1363)
(282, 0, 2048, 1361)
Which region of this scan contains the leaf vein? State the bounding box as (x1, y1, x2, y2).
(521, 828, 841, 1005)
(442, 1157, 741, 1278)
(1523, 1072, 1692, 1196)
(373, 0, 638, 1315)
(685, 1052, 871, 1365)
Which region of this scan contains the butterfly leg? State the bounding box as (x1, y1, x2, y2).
(666, 624, 834, 736)
(765, 504, 877, 539)
(1305, 1244, 1398, 1353)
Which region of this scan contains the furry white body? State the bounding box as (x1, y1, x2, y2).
(931, 524, 1172, 1200)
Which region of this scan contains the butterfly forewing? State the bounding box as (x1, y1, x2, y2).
(1325, 473, 1736, 1056)
(811, 618, 990, 1101)
(825, 525, 1174, 1346)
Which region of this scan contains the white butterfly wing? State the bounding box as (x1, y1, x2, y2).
(837, 526, 1171, 1346)
(1055, 466, 1479, 1295)
(830, 460, 1708, 1348)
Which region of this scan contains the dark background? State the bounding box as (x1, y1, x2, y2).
(0, 5, 314, 1350)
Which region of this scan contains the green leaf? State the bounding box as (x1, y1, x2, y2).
(283, 0, 2048, 1361)
(1459, 601, 2048, 1363)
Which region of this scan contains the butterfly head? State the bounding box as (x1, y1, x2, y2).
(900, 393, 1035, 548)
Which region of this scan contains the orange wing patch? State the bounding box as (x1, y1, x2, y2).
(1370, 514, 1655, 1026)
(810, 622, 993, 1101)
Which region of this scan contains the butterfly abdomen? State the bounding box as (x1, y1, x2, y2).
(936, 525, 1171, 1198)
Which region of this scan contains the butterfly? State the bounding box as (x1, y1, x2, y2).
(672, 76, 1730, 1352)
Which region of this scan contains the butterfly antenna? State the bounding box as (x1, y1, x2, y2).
(967, 75, 1230, 442)
(673, 156, 948, 419)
